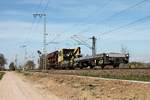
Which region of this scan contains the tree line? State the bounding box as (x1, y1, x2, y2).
(0, 53, 7, 70)
(0, 53, 35, 71)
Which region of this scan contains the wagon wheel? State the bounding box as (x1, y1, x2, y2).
(113, 64, 119, 69)
(101, 65, 105, 70)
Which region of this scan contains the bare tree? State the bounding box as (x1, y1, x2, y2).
(9, 62, 15, 71)
(0, 53, 7, 70)
(25, 60, 35, 70)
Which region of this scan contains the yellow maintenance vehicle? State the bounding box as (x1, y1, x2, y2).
(45, 47, 81, 69)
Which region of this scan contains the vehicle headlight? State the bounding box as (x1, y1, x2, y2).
(106, 54, 109, 57)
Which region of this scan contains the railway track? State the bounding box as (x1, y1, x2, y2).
(26, 68, 150, 77)
(27, 67, 150, 72)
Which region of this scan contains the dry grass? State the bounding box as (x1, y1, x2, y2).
(21, 71, 150, 100)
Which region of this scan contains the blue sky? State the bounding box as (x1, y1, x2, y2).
(0, 0, 150, 65)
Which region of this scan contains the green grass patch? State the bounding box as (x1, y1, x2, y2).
(72, 71, 150, 82)
(78, 72, 99, 77)
(23, 72, 30, 76)
(0, 72, 5, 80)
(101, 74, 150, 82)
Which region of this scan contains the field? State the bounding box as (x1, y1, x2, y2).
(0, 72, 5, 80)
(21, 69, 150, 100)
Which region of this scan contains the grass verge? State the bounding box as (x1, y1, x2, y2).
(101, 74, 150, 82)
(0, 72, 5, 80)
(78, 72, 150, 82)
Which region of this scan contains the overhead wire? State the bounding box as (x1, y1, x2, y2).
(21, 0, 44, 51)
(27, 0, 50, 44)
(42, 0, 50, 12)
(68, 0, 150, 52)
(96, 15, 150, 54)
(26, 0, 150, 52)
(99, 15, 150, 36)
(102, 0, 149, 22)
(23, 0, 49, 58)
(63, 0, 113, 34)
(29, 0, 44, 36)
(31, 0, 49, 33)
(75, 0, 149, 35)
(49, 0, 113, 44)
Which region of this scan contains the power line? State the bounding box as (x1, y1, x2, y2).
(31, 0, 50, 36)
(42, 0, 50, 13)
(25, 0, 50, 46)
(38, 0, 44, 11)
(71, 35, 91, 49)
(62, 0, 113, 33)
(31, 0, 44, 27)
(33, 13, 47, 71)
(99, 15, 150, 36)
(103, 0, 149, 22)
(26, 0, 45, 43)
(50, 0, 113, 44)
(75, 0, 149, 35)
(30, 0, 48, 32)
(22, 0, 49, 68)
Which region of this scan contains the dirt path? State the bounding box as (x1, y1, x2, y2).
(0, 72, 60, 100)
